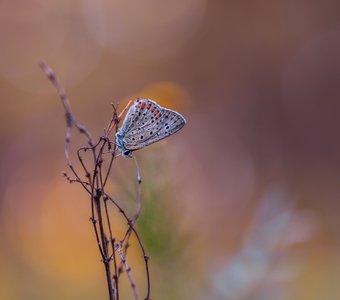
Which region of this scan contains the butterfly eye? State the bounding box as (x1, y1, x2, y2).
(123, 150, 131, 157)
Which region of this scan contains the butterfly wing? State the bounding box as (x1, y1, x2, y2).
(118, 100, 142, 135)
(123, 100, 186, 151)
(117, 98, 157, 138)
(134, 108, 186, 148)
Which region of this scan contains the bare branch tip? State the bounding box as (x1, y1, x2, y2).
(38, 59, 47, 70)
(38, 60, 54, 78)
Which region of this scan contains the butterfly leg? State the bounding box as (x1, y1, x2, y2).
(132, 153, 142, 184)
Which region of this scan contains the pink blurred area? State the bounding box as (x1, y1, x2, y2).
(1, 1, 340, 299)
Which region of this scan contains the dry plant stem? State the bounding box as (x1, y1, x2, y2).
(103, 105, 139, 299)
(93, 140, 116, 300)
(77, 147, 92, 180)
(39, 61, 114, 300)
(97, 140, 120, 300)
(104, 198, 119, 300)
(40, 61, 151, 300)
(94, 188, 115, 299)
(105, 193, 151, 300)
(38, 61, 94, 161)
(39, 62, 102, 255)
(118, 242, 139, 300)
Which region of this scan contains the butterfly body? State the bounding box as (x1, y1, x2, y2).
(115, 98, 186, 157)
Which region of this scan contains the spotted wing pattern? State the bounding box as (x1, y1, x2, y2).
(118, 100, 143, 136)
(122, 98, 186, 151)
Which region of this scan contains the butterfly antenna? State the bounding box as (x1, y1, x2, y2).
(106, 100, 133, 137)
(118, 100, 133, 121)
(132, 154, 142, 184)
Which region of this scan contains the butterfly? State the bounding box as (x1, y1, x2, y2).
(115, 98, 186, 157)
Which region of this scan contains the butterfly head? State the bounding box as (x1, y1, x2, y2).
(122, 150, 132, 157)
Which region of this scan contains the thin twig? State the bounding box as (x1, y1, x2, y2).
(105, 193, 151, 300)
(98, 137, 119, 299)
(77, 147, 92, 181)
(117, 242, 140, 300)
(62, 171, 91, 186)
(94, 187, 115, 300)
(39, 61, 94, 160)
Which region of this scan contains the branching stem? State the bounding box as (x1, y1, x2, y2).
(39, 61, 151, 300)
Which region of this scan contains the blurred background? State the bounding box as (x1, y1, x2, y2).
(1, 0, 340, 299)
